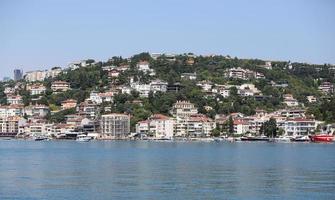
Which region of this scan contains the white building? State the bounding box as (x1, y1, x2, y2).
(136, 114, 175, 139)
(283, 94, 299, 107)
(100, 114, 130, 138)
(4, 87, 15, 95)
(24, 70, 47, 82)
(0, 105, 23, 118)
(181, 73, 197, 80)
(197, 81, 213, 92)
(318, 82, 334, 94)
(150, 80, 168, 93)
(280, 118, 320, 136)
(233, 119, 249, 135)
(47, 67, 62, 78)
(137, 61, 150, 72)
(238, 84, 261, 97)
(174, 114, 216, 137)
(7, 95, 23, 105)
(212, 85, 231, 97)
(130, 82, 151, 97)
(0, 116, 23, 135)
(307, 96, 317, 103)
(51, 81, 70, 92)
(226, 67, 264, 80)
(23, 105, 50, 117)
(27, 84, 46, 96)
(171, 101, 198, 118)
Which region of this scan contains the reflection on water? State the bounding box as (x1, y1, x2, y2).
(0, 141, 334, 199)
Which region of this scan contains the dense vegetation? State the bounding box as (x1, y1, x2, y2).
(1, 52, 335, 127)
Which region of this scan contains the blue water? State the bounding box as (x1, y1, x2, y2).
(0, 140, 334, 200)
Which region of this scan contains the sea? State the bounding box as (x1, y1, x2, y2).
(0, 140, 334, 200)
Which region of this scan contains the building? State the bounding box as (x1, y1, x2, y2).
(0, 105, 23, 118)
(171, 101, 198, 118)
(280, 118, 319, 136)
(100, 114, 130, 138)
(196, 80, 213, 92)
(318, 82, 334, 94)
(181, 73, 197, 80)
(24, 70, 47, 82)
(283, 94, 299, 107)
(136, 61, 155, 75)
(27, 84, 46, 96)
(150, 80, 168, 93)
(174, 114, 215, 137)
(23, 105, 50, 117)
(307, 96, 317, 103)
(233, 119, 249, 135)
(14, 69, 23, 81)
(212, 85, 231, 97)
(51, 81, 70, 92)
(136, 61, 150, 72)
(4, 87, 16, 95)
(136, 114, 175, 139)
(226, 67, 264, 80)
(47, 67, 62, 78)
(6, 95, 23, 105)
(77, 100, 98, 119)
(226, 67, 247, 79)
(130, 82, 151, 97)
(0, 116, 22, 135)
(61, 99, 77, 110)
(238, 84, 261, 97)
(186, 114, 216, 137)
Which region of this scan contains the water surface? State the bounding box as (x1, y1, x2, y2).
(0, 140, 334, 200)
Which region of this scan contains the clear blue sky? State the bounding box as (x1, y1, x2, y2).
(1, 0, 335, 79)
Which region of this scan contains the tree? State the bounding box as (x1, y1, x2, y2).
(228, 116, 234, 135)
(261, 118, 277, 138)
(211, 128, 221, 137)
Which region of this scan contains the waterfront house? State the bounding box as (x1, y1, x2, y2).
(136, 114, 175, 139)
(100, 113, 130, 138)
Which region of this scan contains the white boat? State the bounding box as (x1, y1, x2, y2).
(76, 134, 92, 142)
(274, 136, 292, 143)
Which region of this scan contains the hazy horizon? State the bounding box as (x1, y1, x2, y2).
(1, 0, 335, 79)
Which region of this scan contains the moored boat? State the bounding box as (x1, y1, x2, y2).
(290, 135, 310, 142)
(273, 136, 292, 143)
(76, 134, 92, 142)
(240, 135, 269, 142)
(309, 134, 334, 143)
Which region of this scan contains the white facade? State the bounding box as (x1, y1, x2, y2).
(171, 101, 198, 118)
(136, 114, 175, 139)
(24, 70, 47, 82)
(100, 114, 130, 137)
(51, 81, 70, 92)
(150, 80, 168, 93)
(7, 95, 23, 105)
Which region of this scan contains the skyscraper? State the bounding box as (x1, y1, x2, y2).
(13, 69, 23, 81)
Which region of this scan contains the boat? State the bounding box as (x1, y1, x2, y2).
(240, 135, 269, 142)
(273, 136, 292, 143)
(34, 136, 48, 141)
(290, 135, 310, 142)
(309, 134, 334, 143)
(76, 134, 92, 142)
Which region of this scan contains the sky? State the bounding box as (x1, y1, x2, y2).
(0, 0, 335, 79)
